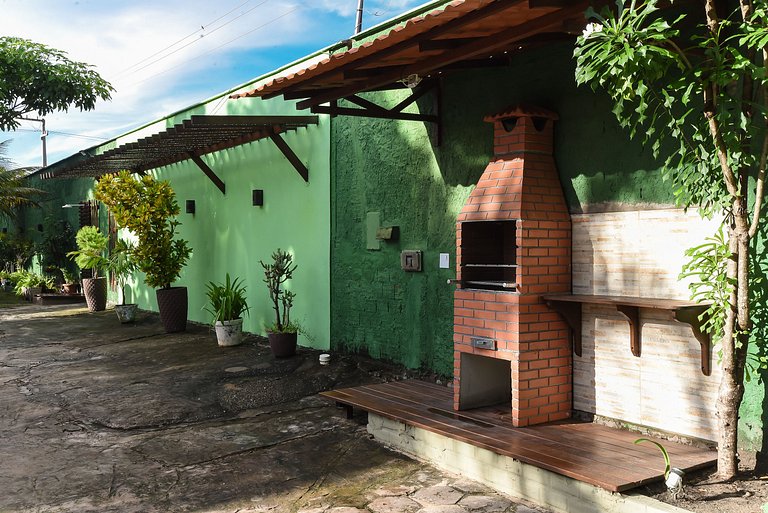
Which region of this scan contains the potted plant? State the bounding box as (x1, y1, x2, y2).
(95, 171, 191, 332)
(59, 267, 80, 295)
(0, 271, 12, 292)
(108, 239, 139, 323)
(204, 273, 250, 347)
(12, 271, 51, 301)
(260, 248, 299, 357)
(67, 226, 109, 311)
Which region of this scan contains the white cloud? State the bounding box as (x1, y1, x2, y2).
(0, 0, 426, 167)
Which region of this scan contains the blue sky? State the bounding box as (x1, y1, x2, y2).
(0, 0, 426, 168)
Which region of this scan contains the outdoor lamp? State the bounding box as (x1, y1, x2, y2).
(185, 200, 195, 215)
(252, 189, 264, 206)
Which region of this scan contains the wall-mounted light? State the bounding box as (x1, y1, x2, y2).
(185, 200, 195, 215)
(252, 189, 264, 207)
(62, 203, 86, 209)
(37, 224, 44, 232)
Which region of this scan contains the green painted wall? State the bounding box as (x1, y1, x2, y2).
(11, 174, 106, 276)
(143, 96, 331, 348)
(329, 41, 765, 453)
(15, 94, 331, 350)
(330, 42, 672, 377)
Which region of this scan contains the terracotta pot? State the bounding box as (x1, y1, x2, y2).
(114, 303, 138, 323)
(61, 283, 80, 295)
(81, 277, 107, 312)
(267, 331, 297, 358)
(215, 318, 244, 347)
(156, 287, 187, 333)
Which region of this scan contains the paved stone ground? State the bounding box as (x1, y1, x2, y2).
(0, 301, 549, 513)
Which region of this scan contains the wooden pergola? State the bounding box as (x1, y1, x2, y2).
(40, 115, 319, 192)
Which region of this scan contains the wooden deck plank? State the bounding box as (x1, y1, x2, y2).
(344, 384, 673, 480)
(325, 388, 646, 490)
(321, 380, 716, 492)
(371, 380, 701, 462)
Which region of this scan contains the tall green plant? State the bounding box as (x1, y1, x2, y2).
(94, 171, 190, 289)
(67, 226, 108, 279)
(574, 0, 768, 478)
(260, 249, 297, 333)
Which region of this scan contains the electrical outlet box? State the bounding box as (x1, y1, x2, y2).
(401, 250, 422, 272)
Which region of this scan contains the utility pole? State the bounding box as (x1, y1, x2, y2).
(355, 0, 364, 34)
(19, 117, 47, 167)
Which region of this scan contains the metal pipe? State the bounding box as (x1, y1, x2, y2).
(19, 116, 47, 167)
(40, 118, 47, 167)
(355, 0, 364, 34)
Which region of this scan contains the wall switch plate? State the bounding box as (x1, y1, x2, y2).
(401, 250, 422, 272)
(439, 253, 450, 269)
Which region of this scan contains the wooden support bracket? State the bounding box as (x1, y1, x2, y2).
(544, 300, 582, 357)
(674, 306, 712, 376)
(308, 80, 441, 147)
(269, 132, 309, 182)
(616, 305, 641, 357)
(189, 153, 225, 194)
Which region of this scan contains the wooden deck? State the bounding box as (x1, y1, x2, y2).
(321, 380, 716, 493)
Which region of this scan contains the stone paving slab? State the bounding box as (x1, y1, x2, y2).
(0, 301, 550, 513)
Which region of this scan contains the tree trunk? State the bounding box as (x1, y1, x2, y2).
(716, 207, 750, 479)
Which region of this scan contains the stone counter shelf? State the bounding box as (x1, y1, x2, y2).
(541, 294, 712, 376)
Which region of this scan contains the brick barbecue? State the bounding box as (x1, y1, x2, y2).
(454, 105, 572, 427)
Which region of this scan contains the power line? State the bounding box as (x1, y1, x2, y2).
(127, 6, 299, 88)
(115, 0, 258, 77)
(115, 0, 272, 79)
(14, 128, 107, 142)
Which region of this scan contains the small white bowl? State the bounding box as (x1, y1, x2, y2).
(319, 353, 331, 365)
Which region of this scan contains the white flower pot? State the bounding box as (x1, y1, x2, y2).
(114, 304, 138, 323)
(215, 318, 244, 347)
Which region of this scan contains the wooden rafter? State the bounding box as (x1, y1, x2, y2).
(262, 0, 530, 101)
(42, 115, 319, 180)
(295, 2, 587, 110)
(310, 80, 439, 128)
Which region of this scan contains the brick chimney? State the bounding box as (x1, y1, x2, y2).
(453, 105, 572, 427)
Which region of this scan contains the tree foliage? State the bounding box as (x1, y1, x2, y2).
(575, 0, 768, 478)
(0, 37, 113, 131)
(95, 171, 190, 290)
(67, 225, 109, 279)
(0, 140, 44, 219)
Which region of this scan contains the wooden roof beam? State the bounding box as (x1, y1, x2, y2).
(262, 0, 528, 100)
(296, 2, 588, 110)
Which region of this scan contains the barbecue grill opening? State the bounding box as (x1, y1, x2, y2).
(458, 353, 511, 410)
(460, 220, 518, 291)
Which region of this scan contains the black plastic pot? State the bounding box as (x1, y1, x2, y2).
(267, 331, 297, 358)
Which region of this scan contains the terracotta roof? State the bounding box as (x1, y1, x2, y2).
(40, 115, 318, 179)
(230, 0, 591, 108)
